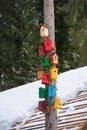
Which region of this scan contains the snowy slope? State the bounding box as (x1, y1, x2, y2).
(0, 66, 87, 130)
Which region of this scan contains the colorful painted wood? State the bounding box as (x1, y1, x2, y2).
(38, 101, 45, 111)
(53, 98, 62, 109)
(44, 39, 52, 51)
(43, 57, 51, 67)
(42, 74, 50, 85)
(48, 85, 55, 97)
(39, 87, 46, 98)
(50, 68, 58, 79)
(38, 45, 46, 57)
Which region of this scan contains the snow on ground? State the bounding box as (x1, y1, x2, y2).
(0, 66, 87, 130)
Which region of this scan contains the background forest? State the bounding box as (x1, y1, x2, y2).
(0, 0, 87, 91)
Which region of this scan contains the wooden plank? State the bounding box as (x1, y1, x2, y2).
(10, 90, 87, 130)
(64, 96, 87, 105)
(57, 119, 87, 128)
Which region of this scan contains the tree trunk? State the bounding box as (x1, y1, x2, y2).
(44, 0, 55, 48)
(44, 0, 57, 130)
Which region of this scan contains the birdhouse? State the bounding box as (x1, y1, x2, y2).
(37, 68, 44, 79)
(39, 87, 46, 98)
(42, 101, 51, 114)
(42, 74, 50, 85)
(44, 40, 52, 51)
(53, 98, 62, 109)
(43, 57, 51, 67)
(50, 68, 58, 79)
(40, 24, 49, 38)
(50, 53, 58, 65)
(48, 85, 55, 97)
(38, 45, 46, 57)
(44, 104, 51, 114)
(38, 101, 45, 111)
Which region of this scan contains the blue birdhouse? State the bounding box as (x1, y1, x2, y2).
(48, 85, 55, 97)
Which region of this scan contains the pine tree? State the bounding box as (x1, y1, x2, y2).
(0, 0, 39, 91)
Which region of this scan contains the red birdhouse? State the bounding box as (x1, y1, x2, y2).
(38, 101, 45, 111)
(42, 74, 50, 85)
(44, 40, 52, 51)
(38, 45, 46, 57)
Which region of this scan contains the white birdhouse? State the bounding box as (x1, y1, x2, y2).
(40, 24, 49, 38)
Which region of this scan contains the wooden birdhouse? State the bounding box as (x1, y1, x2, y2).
(44, 40, 52, 51)
(38, 101, 45, 111)
(39, 87, 46, 98)
(53, 98, 62, 109)
(44, 104, 51, 114)
(42, 74, 50, 85)
(38, 45, 46, 57)
(40, 24, 49, 38)
(43, 57, 51, 67)
(50, 68, 58, 79)
(37, 68, 44, 79)
(50, 53, 58, 65)
(48, 85, 55, 97)
(42, 101, 51, 114)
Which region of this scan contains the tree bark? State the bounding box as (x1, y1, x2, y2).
(44, 0, 57, 130)
(44, 0, 55, 48)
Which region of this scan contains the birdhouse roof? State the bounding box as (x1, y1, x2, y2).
(36, 66, 44, 71)
(40, 24, 48, 29)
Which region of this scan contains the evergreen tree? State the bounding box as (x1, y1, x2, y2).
(0, 0, 87, 91)
(0, 0, 39, 91)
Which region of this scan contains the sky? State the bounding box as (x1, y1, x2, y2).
(0, 66, 87, 130)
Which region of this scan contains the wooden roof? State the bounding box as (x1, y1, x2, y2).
(10, 89, 87, 130)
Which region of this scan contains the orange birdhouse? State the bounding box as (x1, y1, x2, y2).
(44, 39, 52, 51)
(40, 24, 49, 38)
(42, 74, 50, 85)
(37, 68, 44, 79)
(50, 53, 58, 65)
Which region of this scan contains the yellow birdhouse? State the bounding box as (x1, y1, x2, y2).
(50, 68, 58, 79)
(53, 98, 62, 109)
(50, 53, 58, 65)
(40, 24, 49, 38)
(37, 68, 44, 79)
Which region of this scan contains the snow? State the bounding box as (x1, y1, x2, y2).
(0, 66, 87, 130)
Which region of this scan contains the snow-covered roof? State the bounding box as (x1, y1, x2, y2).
(11, 89, 87, 130)
(0, 66, 87, 130)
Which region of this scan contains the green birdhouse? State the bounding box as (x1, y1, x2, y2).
(43, 57, 50, 67)
(39, 87, 46, 98)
